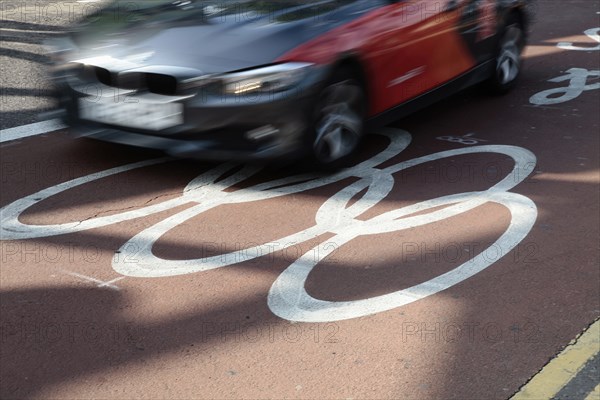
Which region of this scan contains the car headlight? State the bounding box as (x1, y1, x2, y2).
(43, 38, 79, 77)
(221, 62, 314, 95)
(44, 38, 75, 63)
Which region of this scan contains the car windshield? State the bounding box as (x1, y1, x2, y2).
(87, 0, 355, 28)
(131, 1, 302, 13)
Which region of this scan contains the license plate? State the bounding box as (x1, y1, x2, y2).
(79, 97, 183, 131)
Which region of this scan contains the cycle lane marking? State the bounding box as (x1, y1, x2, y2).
(0, 128, 539, 322)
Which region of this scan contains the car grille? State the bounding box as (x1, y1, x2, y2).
(84, 66, 179, 96)
(146, 73, 178, 96)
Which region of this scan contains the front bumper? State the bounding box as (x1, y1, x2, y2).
(56, 71, 324, 161)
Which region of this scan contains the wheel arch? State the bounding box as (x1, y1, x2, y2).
(499, 1, 530, 33)
(326, 53, 371, 115)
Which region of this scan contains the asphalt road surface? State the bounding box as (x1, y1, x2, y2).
(1, 1, 599, 399)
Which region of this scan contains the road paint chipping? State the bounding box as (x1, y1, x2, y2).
(0, 158, 172, 239)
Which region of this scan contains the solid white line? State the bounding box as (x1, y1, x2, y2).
(0, 119, 67, 144)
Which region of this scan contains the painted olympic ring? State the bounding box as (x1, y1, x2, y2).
(0, 128, 538, 322)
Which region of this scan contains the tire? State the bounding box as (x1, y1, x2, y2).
(309, 68, 366, 169)
(486, 14, 526, 95)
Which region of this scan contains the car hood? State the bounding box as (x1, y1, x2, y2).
(65, 0, 380, 74)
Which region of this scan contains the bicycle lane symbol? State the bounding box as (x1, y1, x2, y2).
(0, 128, 538, 322)
(530, 68, 600, 106)
(557, 27, 600, 51)
(529, 27, 600, 106)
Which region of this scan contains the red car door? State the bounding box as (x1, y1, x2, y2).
(278, 1, 480, 116)
(369, 0, 477, 114)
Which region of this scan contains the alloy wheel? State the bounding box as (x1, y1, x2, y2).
(496, 24, 524, 85)
(313, 80, 364, 164)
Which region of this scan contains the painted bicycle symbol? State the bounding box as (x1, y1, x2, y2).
(530, 68, 600, 106)
(530, 27, 600, 105)
(557, 27, 600, 51)
(0, 129, 538, 322)
(437, 133, 488, 145)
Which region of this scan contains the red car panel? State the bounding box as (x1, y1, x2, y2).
(278, 1, 477, 116)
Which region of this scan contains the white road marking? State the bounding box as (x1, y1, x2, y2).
(0, 119, 66, 144)
(530, 27, 600, 105)
(558, 27, 600, 51)
(97, 277, 125, 289)
(62, 270, 124, 291)
(436, 134, 488, 145)
(0, 158, 172, 240)
(529, 68, 600, 106)
(268, 191, 536, 322)
(0, 128, 539, 322)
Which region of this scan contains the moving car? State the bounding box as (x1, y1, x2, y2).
(47, 0, 535, 167)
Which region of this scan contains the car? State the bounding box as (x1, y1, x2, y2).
(46, 0, 535, 167)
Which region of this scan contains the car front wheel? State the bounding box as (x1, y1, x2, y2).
(311, 69, 366, 168)
(488, 14, 526, 94)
